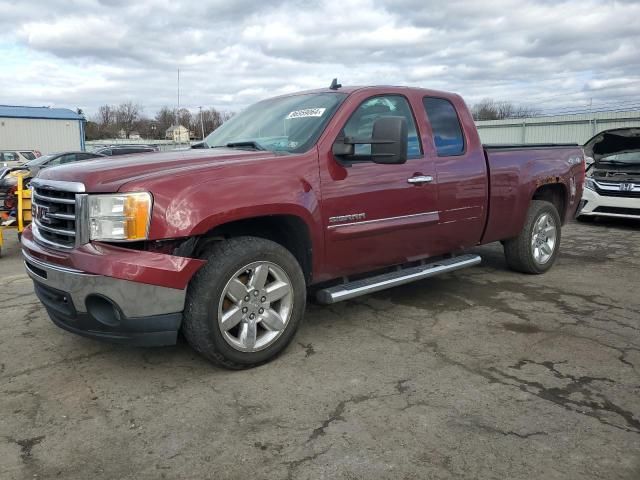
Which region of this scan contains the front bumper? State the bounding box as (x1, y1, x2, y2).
(579, 187, 640, 219)
(23, 249, 186, 347)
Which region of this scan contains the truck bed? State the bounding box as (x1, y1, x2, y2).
(481, 144, 584, 244)
(483, 143, 579, 150)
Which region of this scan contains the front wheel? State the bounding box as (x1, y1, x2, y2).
(182, 236, 306, 369)
(503, 200, 561, 274)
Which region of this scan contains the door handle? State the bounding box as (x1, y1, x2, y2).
(407, 175, 433, 184)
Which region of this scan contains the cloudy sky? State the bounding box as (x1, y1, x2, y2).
(1, 0, 639, 118)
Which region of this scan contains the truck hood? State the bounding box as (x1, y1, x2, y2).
(583, 128, 640, 182)
(583, 127, 640, 161)
(36, 148, 282, 192)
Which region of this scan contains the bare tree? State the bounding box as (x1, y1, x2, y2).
(115, 101, 142, 139)
(93, 104, 117, 138)
(471, 99, 539, 121)
(176, 108, 192, 128)
(154, 106, 176, 139)
(87, 103, 233, 141)
(135, 117, 156, 139)
(84, 121, 101, 141)
(97, 104, 114, 127)
(200, 108, 222, 136)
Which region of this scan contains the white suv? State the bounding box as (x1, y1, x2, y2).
(579, 129, 640, 220)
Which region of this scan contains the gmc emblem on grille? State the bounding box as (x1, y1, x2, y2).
(36, 205, 51, 224)
(619, 183, 634, 192)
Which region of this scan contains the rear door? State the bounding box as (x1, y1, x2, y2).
(319, 93, 440, 277)
(422, 96, 488, 250)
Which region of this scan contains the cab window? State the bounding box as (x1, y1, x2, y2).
(423, 97, 465, 156)
(59, 154, 77, 164)
(343, 95, 422, 158)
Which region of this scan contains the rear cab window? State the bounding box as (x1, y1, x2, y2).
(423, 97, 465, 156)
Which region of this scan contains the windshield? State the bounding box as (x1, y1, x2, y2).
(25, 154, 55, 167)
(599, 152, 640, 165)
(204, 92, 347, 153)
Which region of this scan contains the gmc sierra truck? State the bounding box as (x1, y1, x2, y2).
(22, 84, 585, 369)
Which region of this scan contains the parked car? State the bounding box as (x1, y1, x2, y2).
(0, 150, 31, 168)
(17, 150, 42, 161)
(92, 144, 159, 156)
(1, 151, 103, 225)
(578, 128, 640, 220)
(23, 151, 104, 176)
(22, 84, 585, 369)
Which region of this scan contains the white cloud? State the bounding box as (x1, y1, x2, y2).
(0, 0, 638, 117)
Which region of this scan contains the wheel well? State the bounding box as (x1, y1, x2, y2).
(532, 184, 567, 222)
(196, 215, 313, 281)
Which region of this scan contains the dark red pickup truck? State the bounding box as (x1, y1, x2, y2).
(22, 85, 585, 368)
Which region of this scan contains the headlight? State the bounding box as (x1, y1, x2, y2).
(585, 178, 597, 190)
(88, 192, 152, 241)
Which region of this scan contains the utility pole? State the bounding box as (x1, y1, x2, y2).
(176, 68, 180, 126)
(199, 106, 205, 140)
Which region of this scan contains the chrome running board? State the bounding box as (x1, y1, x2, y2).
(315, 254, 481, 304)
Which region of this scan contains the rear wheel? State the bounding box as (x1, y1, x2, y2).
(182, 236, 306, 369)
(503, 200, 561, 274)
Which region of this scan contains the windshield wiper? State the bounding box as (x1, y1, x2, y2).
(598, 160, 636, 165)
(224, 141, 266, 151)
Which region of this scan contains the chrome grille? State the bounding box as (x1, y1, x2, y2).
(594, 180, 640, 199)
(31, 179, 86, 250)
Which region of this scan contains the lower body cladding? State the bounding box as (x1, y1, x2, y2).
(23, 251, 186, 346)
(579, 188, 640, 219)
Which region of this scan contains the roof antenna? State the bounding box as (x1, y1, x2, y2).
(329, 78, 342, 90)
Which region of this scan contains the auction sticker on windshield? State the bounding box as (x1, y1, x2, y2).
(286, 108, 326, 119)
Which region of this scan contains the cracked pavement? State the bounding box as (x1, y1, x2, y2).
(1, 218, 639, 479)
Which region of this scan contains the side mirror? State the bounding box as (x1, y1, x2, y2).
(370, 116, 407, 164)
(332, 116, 408, 165)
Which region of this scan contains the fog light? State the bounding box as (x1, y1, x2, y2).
(86, 295, 122, 327)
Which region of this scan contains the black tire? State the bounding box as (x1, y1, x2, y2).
(182, 236, 306, 369)
(503, 200, 561, 274)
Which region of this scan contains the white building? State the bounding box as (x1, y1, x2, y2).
(476, 110, 640, 145)
(0, 105, 86, 154)
(165, 124, 190, 143)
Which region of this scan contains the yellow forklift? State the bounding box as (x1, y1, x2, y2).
(0, 171, 32, 257)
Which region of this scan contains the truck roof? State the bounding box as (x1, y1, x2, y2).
(272, 85, 462, 100)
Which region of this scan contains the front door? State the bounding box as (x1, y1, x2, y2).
(318, 93, 440, 278)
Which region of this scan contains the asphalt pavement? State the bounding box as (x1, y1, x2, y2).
(1, 218, 639, 479)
